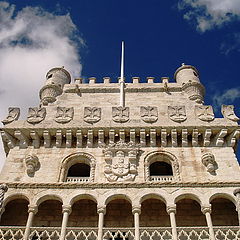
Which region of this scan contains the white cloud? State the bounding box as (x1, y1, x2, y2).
(178, 0, 240, 32)
(213, 88, 240, 107)
(0, 1, 83, 169)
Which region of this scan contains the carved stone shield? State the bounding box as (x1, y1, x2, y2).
(27, 107, 46, 124)
(140, 106, 158, 123)
(2, 107, 20, 125)
(112, 107, 129, 123)
(221, 105, 239, 121)
(55, 107, 74, 123)
(168, 106, 187, 122)
(84, 107, 101, 123)
(195, 105, 214, 121)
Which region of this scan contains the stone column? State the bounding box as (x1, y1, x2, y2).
(60, 205, 72, 240)
(132, 206, 141, 240)
(97, 206, 106, 240)
(201, 206, 215, 240)
(23, 205, 38, 240)
(233, 188, 240, 226)
(167, 205, 178, 240)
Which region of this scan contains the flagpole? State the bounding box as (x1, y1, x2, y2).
(120, 41, 125, 107)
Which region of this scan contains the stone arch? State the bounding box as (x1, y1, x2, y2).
(104, 193, 132, 206)
(3, 193, 30, 208)
(140, 193, 167, 205)
(70, 193, 98, 206)
(174, 193, 202, 205)
(144, 151, 180, 181)
(59, 152, 96, 182)
(209, 193, 236, 206)
(35, 194, 63, 206)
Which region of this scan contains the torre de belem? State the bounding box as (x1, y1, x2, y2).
(0, 64, 239, 240)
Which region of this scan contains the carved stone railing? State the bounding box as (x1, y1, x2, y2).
(150, 176, 174, 181)
(177, 227, 210, 240)
(29, 226, 61, 239)
(213, 226, 240, 240)
(66, 177, 90, 182)
(103, 227, 135, 240)
(0, 226, 24, 240)
(140, 227, 172, 240)
(65, 227, 98, 240)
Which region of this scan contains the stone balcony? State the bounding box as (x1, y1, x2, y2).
(0, 226, 239, 240)
(66, 177, 90, 183)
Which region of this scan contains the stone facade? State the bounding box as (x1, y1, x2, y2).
(0, 65, 239, 240)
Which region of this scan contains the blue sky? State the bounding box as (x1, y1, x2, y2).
(0, 0, 239, 166)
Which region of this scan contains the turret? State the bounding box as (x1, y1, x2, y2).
(174, 64, 205, 104)
(39, 67, 71, 105)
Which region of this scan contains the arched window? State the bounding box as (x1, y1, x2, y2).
(59, 153, 96, 183)
(144, 151, 180, 182)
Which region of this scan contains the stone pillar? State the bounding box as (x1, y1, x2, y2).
(97, 206, 106, 240)
(23, 205, 38, 240)
(167, 205, 178, 240)
(201, 206, 215, 240)
(60, 205, 72, 240)
(132, 206, 141, 240)
(233, 188, 240, 226)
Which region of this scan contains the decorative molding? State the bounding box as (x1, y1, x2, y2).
(103, 141, 140, 182)
(2, 108, 20, 125)
(84, 107, 101, 123)
(24, 155, 40, 177)
(0, 184, 8, 209)
(112, 107, 129, 123)
(166, 205, 176, 214)
(221, 105, 239, 121)
(27, 107, 46, 124)
(55, 107, 73, 123)
(201, 206, 211, 214)
(140, 106, 158, 123)
(195, 105, 214, 121)
(201, 153, 217, 174)
(168, 106, 187, 122)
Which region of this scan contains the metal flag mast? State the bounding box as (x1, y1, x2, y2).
(119, 41, 125, 107)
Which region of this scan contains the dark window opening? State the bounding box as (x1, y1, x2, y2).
(67, 163, 90, 177)
(150, 161, 173, 176)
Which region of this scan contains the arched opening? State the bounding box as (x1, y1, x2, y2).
(211, 198, 238, 226)
(140, 198, 170, 227)
(32, 200, 62, 227)
(68, 199, 98, 227)
(67, 163, 90, 177)
(105, 199, 133, 227)
(150, 162, 173, 176)
(1, 199, 29, 226)
(176, 199, 206, 226)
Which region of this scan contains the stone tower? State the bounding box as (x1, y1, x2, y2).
(0, 64, 239, 240)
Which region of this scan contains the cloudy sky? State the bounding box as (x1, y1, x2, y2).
(0, 0, 239, 168)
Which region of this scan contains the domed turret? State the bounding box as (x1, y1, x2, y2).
(174, 64, 205, 104)
(39, 67, 71, 105)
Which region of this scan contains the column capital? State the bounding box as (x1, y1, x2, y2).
(28, 205, 38, 214)
(97, 205, 106, 215)
(132, 206, 141, 215)
(0, 184, 8, 192)
(62, 205, 72, 214)
(201, 205, 211, 214)
(233, 188, 240, 197)
(166, 205, 176, 215)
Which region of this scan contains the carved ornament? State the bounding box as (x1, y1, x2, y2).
(112, 107, 129, 123)
(168, 106, 187, 122)
(55, 107, 74, 123)
(27, 107, 46, 124)
(201, 153, 217, 174)
(195, 105, 214, 121)
(25, 154, 40, 176)
(140, 106, 158, 123)
(2, 107, 20, 125)
(103, 140, 139, 182)
(221, 105, 239, 121)
(84, 107, 101, 123)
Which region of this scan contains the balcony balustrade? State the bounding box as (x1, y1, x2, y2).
(149, 175, 174, 181)
(66, 177, 90, 183)
(0, 226, 239, 240)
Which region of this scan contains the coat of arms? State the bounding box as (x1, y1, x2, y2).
(2, 107, 20, 125)
(168, 106, 187, 122)
(84, 107, 101, 123)
(112, 107, 129, 123)
(221, 105, 239, 121)
(55, 107, 74, 123)
(103, 141, 139, 182)
(195, 105, 214, 121)
(27, 107, 46, 124)
(140, 106, 158, 123)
